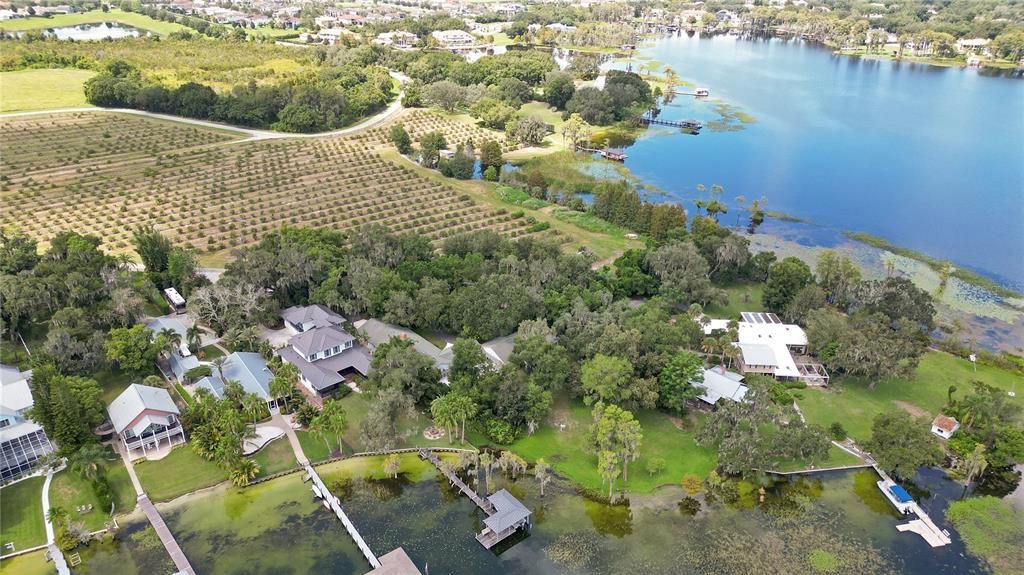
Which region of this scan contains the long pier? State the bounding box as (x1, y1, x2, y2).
(418, 449, 495, 514)
(304, 464, 382, 569)
(640, 115, 703, 130)
(574, 145, 627, 161)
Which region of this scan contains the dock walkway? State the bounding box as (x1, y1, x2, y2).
(304, 464, 381, 569)
(418, 449, 494, 514)
(138, 495, 196, 575)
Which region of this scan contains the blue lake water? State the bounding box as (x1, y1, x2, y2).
(617, 34, 1024, 291)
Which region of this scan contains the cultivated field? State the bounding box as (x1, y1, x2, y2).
(0, 111, 532, 256)
(358, 108, 517, 153)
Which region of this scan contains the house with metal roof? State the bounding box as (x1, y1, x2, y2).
(278, 307, 370, 398)
(692, 368, 748, 406)
(146, 317, 201, 381)
(194, 352, 276, 406)
(107, 384, 185, 459)
(705, 312, 829, 385)
(355, 319, 503, 382)
(1, 365, 54, 481)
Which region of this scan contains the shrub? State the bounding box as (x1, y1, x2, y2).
(91, 475, 114, 513)
(511, 210, 525, 219)
(527, 221, 551, 233)
(829, 422, 847, 441)
(646, 457, 666, 476)
(295, 402, 319, 427)
(486, 418, 518, 444)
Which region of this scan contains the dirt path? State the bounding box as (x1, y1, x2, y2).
(893, 400, 929, 418)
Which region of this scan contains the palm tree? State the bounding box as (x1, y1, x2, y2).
(47, 506, 68, 527)
(430, 395, 458, 444)
(270, 363, 299, 412)
(451, 394, 478, 444)
(320, 400, 348, 455)
(535, 458, 552, 497)
(230, 458, 260, 486)
(717, 334, 733, 371)
(68, 443, 107, 482)
(242, 393, 264, 427)
(158, 328, 182, 358)
(700, 336, 719, 360)
(223, 379, 245, 407)
(211, 356, 228, 382)
(186, 324, 203, 354)
(960, 444, 988, 498)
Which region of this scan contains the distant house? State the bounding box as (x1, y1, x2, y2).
(107, 384, 185, 458)
(146, 317, 200, 382)
(317, 27, 356, 45)
(278, 306, 370, 398)
(705, 312, 828, 385)
(692, 368, 748, 406)
(0, 365, 54, 481)
(956, 38, 990, 55)
(373, 31, 418, 48)
(432, 29, 477, 48)
(931, 415, 960, 439)
(195, 352, 277, 407)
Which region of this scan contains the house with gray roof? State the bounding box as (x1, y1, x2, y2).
(194, 352, 276, 406)
(146, 317, 200, 381)
(692, 368, 748, 406)
(282, 304, 345, 334)
(278, 307, 370, 398)
(355, 319, 502, 381)
(107, 384, 184, 459)
(1, 365, 54, 481)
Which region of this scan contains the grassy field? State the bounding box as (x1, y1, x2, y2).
(0, 549, 51, 575)
(316, 452, 457, 484)
(797, 351, 1023, 442)
(95, 366, 146, 405)
(1, 111, 529, 257)
(49, 451, 137, 529)
(134, 445, 225, 502)
(704, 282, 766, 319)
(0, 69, 94, 113)
(473, 397, 716, 494)
(0, 9, 190, 35)
(250, 437, 298, 478)
(0, 476, 46, 551)
(771, 445, 864, 473)
(200, 345, 225, 360)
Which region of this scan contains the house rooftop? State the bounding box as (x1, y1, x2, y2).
(194, 352, 273, 401)
(694, 368, 747, 404)
(281, 304, 345, 330)
(107, 384, 179, 434)
(278, 345, 370, 391)
(290, 325, 356, 358)
(932, 415, 959, 433)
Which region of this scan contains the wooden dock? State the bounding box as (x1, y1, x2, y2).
(418, 449, 532, 550)
(640, 115, 703, 131)
(575, 145, 627, 161)
(138, 495, 196, 575)
(304, 464, 382, 569)
(418, 449, 494, 514)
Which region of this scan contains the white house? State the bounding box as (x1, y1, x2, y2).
(931, 415, 960, 439)
(373, 31, 419, 48)
(0, 365, 54, 481)
(956, 38, 990, 55)
(692, 368, 748, 406)
(278, 306, 370, 398)
(705, 312, 829, 385)
(107, 384, 185, 459)
(432, 29, 477, 48)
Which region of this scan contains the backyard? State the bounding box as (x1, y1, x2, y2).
(472, 397, 717, 494)
(134, 445, 225, 502)
(250, 438, 298, 479)
(797, 351, 1023, 442)
(0, 476, 46, 552)
(49, 456, 137, 531)
(0, 549, 51, 575)
(704, 282, 766, 320)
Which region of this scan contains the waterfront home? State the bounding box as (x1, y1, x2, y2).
(704, 312, 829, 385)
(195, 352, 277, 407)
(108, 384, 185, 459)
(374, 31, 418, 48)
(432, 29, 477, 48)
(956, 38, 991, 56)
(692, 368, 748, 406)
(0, 365, 54, 482)
(278, 306, 370, 398)
(355, 319, 453, 377)
(931, 415, 960, 439)
(146, 317, 200, 382)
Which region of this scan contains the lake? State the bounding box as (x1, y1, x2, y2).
(613, 34, 1024, 292)
(41, 23, 144, 41)
(71, 457, 994, 575)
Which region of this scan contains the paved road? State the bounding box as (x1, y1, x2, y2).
(0, 71, 409, 142)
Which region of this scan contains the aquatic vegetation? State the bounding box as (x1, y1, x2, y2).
(946, 496, 1024, 575)
(544, 531, 603, 569)
(808, 548, 841, 573)
(678, 496, 701, 516)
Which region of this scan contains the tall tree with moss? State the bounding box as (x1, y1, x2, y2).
(864, 411, 942, 478)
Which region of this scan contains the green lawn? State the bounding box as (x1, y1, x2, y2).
(0, 549, 52, 575)
(246, 26, 301, 39)
(0, 69, 95, 113)
(316, 452, 456, 484)
(95, 366, 143, 404)
(134, 446, 225, 502)
(295, 430, 332, 464)
(0, 324, 45, 370)
(480, 398, 717, 494)
(0, 9, 190, 35)
(250, 437, 298, 478)
(771, 445, 864, 473)
(200, 345, 224, 360)
(704, 282, 766, 320)
(0, 476, 46, 552)
(49, 453, 136, 530)
(797, 351, 1023, 442)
